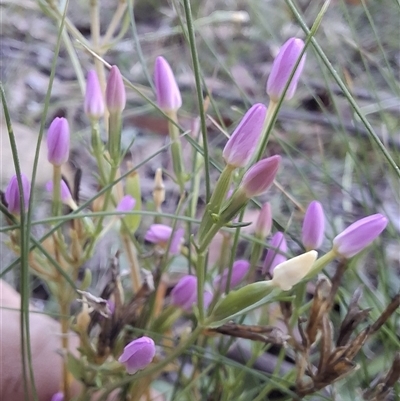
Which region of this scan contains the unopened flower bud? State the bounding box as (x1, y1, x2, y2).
(333, 214, 388, 258)
(262, 232, 287, 275)
(171, 275, 198, 311)
(4, 174, 30, 215)
(116, 195, 136, 214)
(154, 56, 182, 112)
(47, 117, 70, 166)
(118, 336, 156, 374)
(267, 37, 306, 102)
(240, 155, 281, 198)
(50, 392, 64, 401)
(272, 250, 318, 291)
(255, 203, 272, 239)
(145, 224, 184, 255)
(105, 65, 126, 114)
(222, 104, 267, 168)
(84, 70, 105, 120)
(302, 201, 325, 250)
(153, 168, 165, 211)
(213, 260, 250, 290)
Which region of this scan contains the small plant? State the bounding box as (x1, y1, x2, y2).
(1, 1, 399, 400)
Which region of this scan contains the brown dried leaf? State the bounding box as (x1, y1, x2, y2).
(337, 287, 371, 346)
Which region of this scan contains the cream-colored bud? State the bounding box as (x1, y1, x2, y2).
(153, 168, 165, 211)
(271, 250, 318, 291)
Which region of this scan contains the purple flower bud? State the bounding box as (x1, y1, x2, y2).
(5, 174, 31, 214)
(222, 104, 267, 168)
(240, 155, 281, 198)
(45, 180, 73, 204)
(333, 214, 388, 258)
(262, 232, 287, 275)
(144, 224, 183, 255)
(50, 392, 64, 401)
(118, 336, 156, 375)
(213, 260, 250, 290)
(84, 70, 105, 120)
(145, 224, 172, 243)
(116, 195, 136, 213)
(47, 117, 70, 166)
(267, 37, 306, 102)
(171, 275, 198, 311)
(154, 56, 182, 112)
(106, 65, 126, 114)
(302, 201, 325, 250)
(255, 202, 272, 238)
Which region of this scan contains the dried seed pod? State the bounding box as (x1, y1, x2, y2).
(317, 315, 334, 373)
(306, 276, 331, 346)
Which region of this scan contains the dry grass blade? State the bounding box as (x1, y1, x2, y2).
(369, 294, 400, 334)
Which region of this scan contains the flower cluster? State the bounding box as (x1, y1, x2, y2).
(1, 32, 391, 398)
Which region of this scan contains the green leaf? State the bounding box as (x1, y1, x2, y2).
(208, 281, 287, 328)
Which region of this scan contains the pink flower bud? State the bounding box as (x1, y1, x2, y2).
(144, 224, 184, 255)
(116, 195, 136, 213)
(333, 214, 388, 258)
(222, 104, 267, 168)
(47, 117, 70, 166)
(267, 37, 306, 102)
(84, 70, 105, 120)
(262, 232, 287, 275)
(213, 260, 250, 290)
(240, 155, 281, 198)
(302, 201, 325, 250)
(154, 56, 182, 112)
(105, 65, 126, 114)
(255, 202, 272, 238)
(171, 275, 198, 311)
(5, 174, 30, 214)
(118, 336, 156, 375)
(45, 180, 73, 204)
(50, 392, 64, 401)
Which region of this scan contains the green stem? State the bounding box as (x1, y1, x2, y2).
(121, 234, 142, 292)
(52, 165, 62, 216)
(91, 122, 107, 184)
(182, 0, 211, 201)
(167, 110, 187, 193)
(197, 165, 235, 242)
(196, 252, 206, 323)
(286, 0, 399, 177)
(198, 223, 223, 253)
(254, 101, 279, 163)
(84, 165, 118, 259)
(306, 249, 337, 279)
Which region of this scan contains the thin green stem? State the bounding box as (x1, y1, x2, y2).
(196, 252, 206, 323)
(52, 165, 62, 216)
(285, 0, 400, 178)
(182, 0, 210, 201)
(167, 110, 187, 193)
